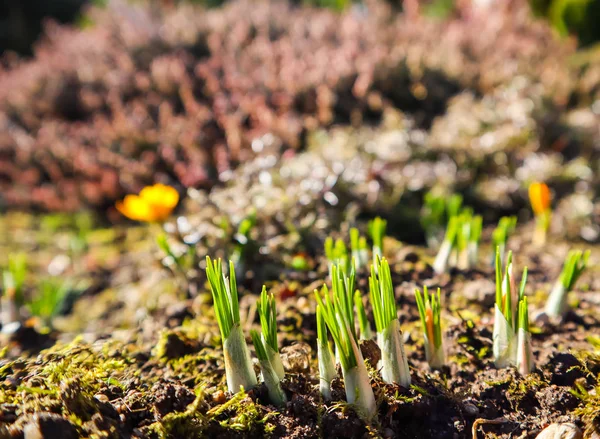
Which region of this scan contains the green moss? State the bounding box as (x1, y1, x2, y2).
(206, 389, 278, 434)
(148, 389, 208, 439)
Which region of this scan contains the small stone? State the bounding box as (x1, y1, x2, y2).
(94, 394, 110, 404)
(535, 423, 582, 439)
(23, 413, 78, 439)
(463, 402, 479, 416)
(280, 342, 311, 373)
(212, 390, 226, 404)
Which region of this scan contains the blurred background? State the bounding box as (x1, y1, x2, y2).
(1, 0, 600, 56)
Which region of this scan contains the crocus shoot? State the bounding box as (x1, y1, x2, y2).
(492, 216, 517, 266)
(354, 289, 372, 340)
(251, 330, 287, 407)
(516, 296, 533, 375)
(205, 257, 257, 393)
(493, 249, 515, 368)
(324, 237, 350, 277)
(415, 286, 444, 369)
(368, 216, 387, 262)
(433, 216, 460, 274)
(315, 270, 377, 419)
(257, 286, 284, 379)
(545, 250, 590, 318)
(316, 305, 336, 400)
(369, 257, 411, 387)
(350, 228, 369, 269)
(528, 182, 551, 246)
(493, 248, 529, 369)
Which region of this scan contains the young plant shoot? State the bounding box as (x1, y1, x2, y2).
(324, 237, 350, 277)
(545, 250, 591, 318)
(433, 216, 460, 274)
(315, 270, 377, 419)
(492, 216, 517, 265)
(415, 286, 444, 369)
(316, 305, 336, 400)
(350, 228, 369, 270)
(467, 215, 482, 269)
(368, 216, 387, 262)
(250, 330, 287, 407)
(493, 249, 529, 369)
(354, 289, 372, 340)
(528, 182, 551, 246)
(1, 253, 27, 325)
(369, 257, 411, 387)
(493, 249, 515, 368)
(516, 296, 533, 375)
(421, 192, 446, 248)
(205, 257, 257, 393)
(257, 286, 284, 379)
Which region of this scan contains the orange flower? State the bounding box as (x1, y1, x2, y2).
(116, 184, 179, 222)
(528, 182, 551, 216)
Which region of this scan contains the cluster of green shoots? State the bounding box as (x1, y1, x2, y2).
(433, 209, 482, 274)
(491, 216, 517, 265)
(414, 286, 444, 370)
(545, 250, 590, 318)
(492, 249, 533, 375)
(421, 193, 463, 248)
(315, 257, 415, 418)
(324, 216, 387, 274)
(1, 253, 74, 329)
(205, 223, 591, 416)
(206, 257, 288, 406)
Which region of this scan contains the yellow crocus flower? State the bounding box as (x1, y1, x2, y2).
(116, 183, 179, 222)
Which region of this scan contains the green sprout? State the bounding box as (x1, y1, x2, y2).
(250, 330, 287, 407)
(421, 192, 446, 247)
(1, 253, 27, 324)
(256, 286, 284, 379)
(316, 305, 336, 400)
(354, 290, 372, 340)
(491, 216, 517, 265)
(415, 286, 444, 369)
(516, 296, 533, 375)
(350, 228, 369, 270)
(231, 211, 257, 267)
(434, 210, 482, 273)
(493, 248, 529, 369)
(324, 237, 350, 277)
(205, 257, 257, 393)
(433, 216, 460, 274)
(421, 193, 462, 248)
(446, 194, 464, 218)
(369, 257, 411, 387)
(315, 264, 377, 419)
(467, 215, 483, 268)
(545, 250, 591, 318)
(28, 277, 72, 328)
(367, 216, 387, 262)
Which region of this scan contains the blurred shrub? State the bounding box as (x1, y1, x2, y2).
(0, 0, 581, 213)
(529, 0, 600, 47)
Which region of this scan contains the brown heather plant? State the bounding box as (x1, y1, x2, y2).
(0, 0, 592, 213)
